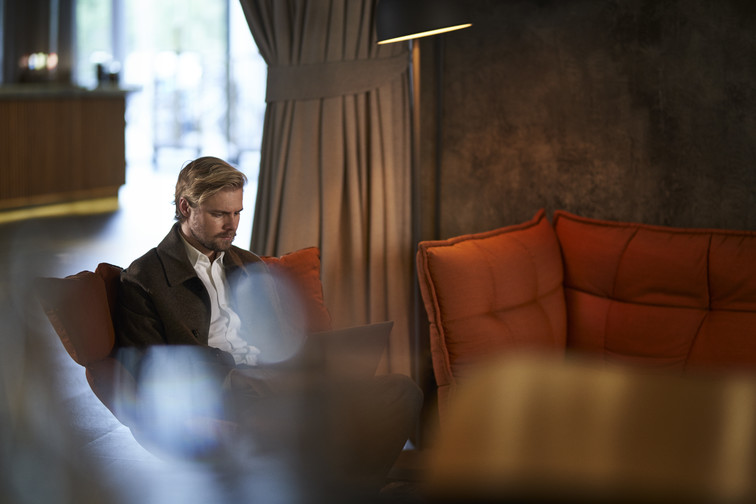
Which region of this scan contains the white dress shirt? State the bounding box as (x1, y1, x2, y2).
(181, 236, 260, 366)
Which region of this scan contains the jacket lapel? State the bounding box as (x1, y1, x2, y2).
(156, 223, 200, 287)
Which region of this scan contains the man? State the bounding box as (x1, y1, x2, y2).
(117, 156, 268, 366)
(115, 156, 422, 495)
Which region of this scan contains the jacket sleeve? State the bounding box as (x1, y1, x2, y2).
(115, 269, 236, 381)
(116, 271, 168, 348)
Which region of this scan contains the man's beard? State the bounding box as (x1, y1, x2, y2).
(193, 229, 236, 253)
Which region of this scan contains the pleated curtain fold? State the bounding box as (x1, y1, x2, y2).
(239, 0, 413, 376)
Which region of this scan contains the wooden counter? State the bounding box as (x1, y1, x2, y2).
(0, 85, 127, 211)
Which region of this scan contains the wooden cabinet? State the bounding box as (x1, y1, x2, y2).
(0, 87, 127, 210)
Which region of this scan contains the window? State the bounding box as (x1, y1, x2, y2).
(74, 0, 265, 171)
(75, 0, 266, 234)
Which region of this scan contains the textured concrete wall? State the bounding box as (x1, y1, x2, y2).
(425, 0, 756, 238)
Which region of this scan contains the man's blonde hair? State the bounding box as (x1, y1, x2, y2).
(174, 156, 247, 222)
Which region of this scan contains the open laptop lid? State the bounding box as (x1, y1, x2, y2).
(301, 321, 393, 378)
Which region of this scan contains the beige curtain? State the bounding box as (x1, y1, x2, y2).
(239, 0, 413, 376)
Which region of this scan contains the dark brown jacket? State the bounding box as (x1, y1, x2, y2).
(115, 223, 277, 370)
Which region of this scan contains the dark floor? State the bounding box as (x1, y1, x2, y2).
(0, 162, 425, 504)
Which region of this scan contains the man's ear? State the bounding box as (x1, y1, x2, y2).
(179, 197, 192, 219)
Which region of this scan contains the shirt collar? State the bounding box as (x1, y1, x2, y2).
(179, 231, 225, 267)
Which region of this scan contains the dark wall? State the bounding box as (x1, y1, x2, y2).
(420, 0, 756, 239)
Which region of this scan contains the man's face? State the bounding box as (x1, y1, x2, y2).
(180, 188, 243, 260)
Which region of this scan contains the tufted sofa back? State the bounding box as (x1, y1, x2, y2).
(553, 210, 756, 372)
(416, 209, 566, 420)
(418, 209, 756, 423)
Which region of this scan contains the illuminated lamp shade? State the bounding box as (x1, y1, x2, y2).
(376, 0, 472, 45)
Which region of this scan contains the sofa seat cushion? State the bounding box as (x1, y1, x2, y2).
(417, 209, 566, 394)
(554, 211, 756, 372)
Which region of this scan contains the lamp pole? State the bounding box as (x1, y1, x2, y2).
(375, 0, 471, 446)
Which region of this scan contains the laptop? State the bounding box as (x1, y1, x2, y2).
(296, 320, 394, 378)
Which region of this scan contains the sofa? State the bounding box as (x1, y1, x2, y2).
(416, 208, 756, 503)
(35, 247, 332, 458)
(416, 208, 756, 423)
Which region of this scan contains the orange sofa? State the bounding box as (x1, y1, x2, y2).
(417, 209, 756, 422)
(35, 247, 331, 458)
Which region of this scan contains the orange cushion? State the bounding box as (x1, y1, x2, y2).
(553, 211, 756, 371)
(35, 268, 116, 366)
(417, 209, 566, 392)
(262, 246, 332, 332)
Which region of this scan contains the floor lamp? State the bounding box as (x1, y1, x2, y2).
(375, 0, 471, 444)
(376, 0, 472, 242)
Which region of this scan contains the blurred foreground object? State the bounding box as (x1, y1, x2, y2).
(427, 353, 756, 504)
